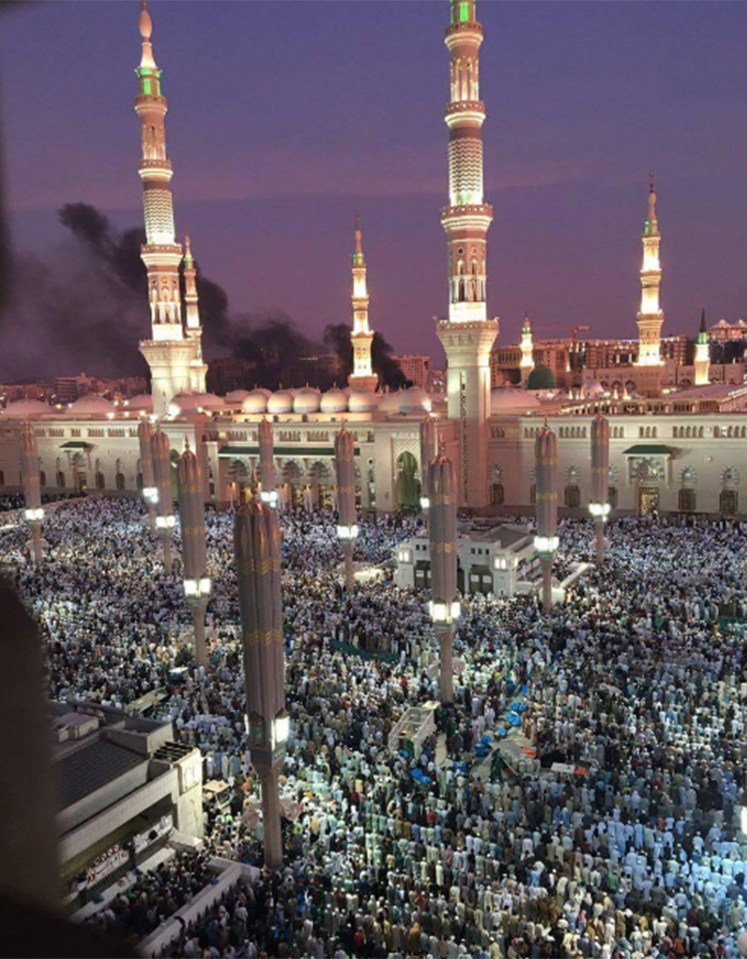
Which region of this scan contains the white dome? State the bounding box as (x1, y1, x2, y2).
(125, 393, 153, 411)
(378, 390, 403, 413)
(581, 380, 605, 399)
(69, 393, 115, 415)
(195, 392, 223, 410)
(348, 391, 380, 413)
(241, 389, 271, 414)
(267, 390, 294, 414)
(398, 386, 432, 414)
(3, 398, 50, 417)
(320, 388, 348, 413)
(490, 386, 541, 413)
(293, 388, 321, 414)
(169, 392, 200, 414)
(224, 389, 250, 406)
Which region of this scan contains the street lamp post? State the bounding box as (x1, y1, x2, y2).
(590, 413, 611, 564)
(138, 418, 158, 531)
(235, 500, 288, 871)
(419, 416, 437, 522)
(429, 452, 460, 704)
(258, 418, 278, 509)
(151, 429, 175, 575)
(177, 445, 210, 666)
(335, 427, 357, 592)
(20, 422, 44, 565)
(535, 425, 558, 614)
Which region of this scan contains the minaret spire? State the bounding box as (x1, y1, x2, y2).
(183, 235, 208, 392)
(135, 1, 201, 414)
(519, 313, 535, 385)
(436, 0, 498, 508)
(635, 175, 664, 381)
(694, 307, 710, 386)
(348, 215, 378, 393)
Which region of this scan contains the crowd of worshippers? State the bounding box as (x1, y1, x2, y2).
(6, 497, 747, 957)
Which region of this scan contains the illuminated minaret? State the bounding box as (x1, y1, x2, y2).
(183, 235, 207, 393)
(694, 308, 711, 387)
(135, 1, 197, 415)
(348, 216, 378, 393)
(519, 314, 535, 385)
(635, 176, 664, 370)
(437, 0, 498, 508)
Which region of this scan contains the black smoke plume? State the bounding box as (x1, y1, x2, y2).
(0, 203, 407, 392)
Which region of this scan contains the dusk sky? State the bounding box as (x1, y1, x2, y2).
(4, 0, 747, 366)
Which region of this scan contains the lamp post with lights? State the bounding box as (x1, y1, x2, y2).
(235, 500, 288, 870)
(258, 418, 278, 509)
(20, 422, 43, 565)
(335, 427, 357, 592)
(151, 428, 175, 574)
(429, 452, 460, 704)
(419, 416, 437, 521)
(177, 444, 210, 666)
(534, 424, 558, 614)
(138, 418, 158, 530)
(589, 413, 611, 564)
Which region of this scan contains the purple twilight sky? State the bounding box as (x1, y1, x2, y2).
(3, 0, 747, 369)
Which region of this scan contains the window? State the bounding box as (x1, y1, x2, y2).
(136, 472, 144, 491)
(678, 488, 696, 512)
(720, 490, 738, 517)
(564, 485, 580, 508)
(56, 470, 66, 488)
(608, 486, 618, 509)
(490, 483, 505, 506)
(95, 471, 105, 490)
(116, 472, 126, 491)
(39, 471, 46, 488)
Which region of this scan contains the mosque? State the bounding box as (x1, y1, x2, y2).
(1, 0, 746, 518)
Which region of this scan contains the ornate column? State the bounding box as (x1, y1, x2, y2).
(335, 427, 357, 592)
(235, 501, 288, 871)
(589, 413, 611, 564)
(534, 425, 558, 614)
(20, 423, 43, 565)
(429, 453, 460, 704)
(151, 428, 175, 574)
(177, 445, 210, 665)
(138, 418, 158, 530)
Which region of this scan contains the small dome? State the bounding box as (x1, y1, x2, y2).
(490, 385, 541, 413)
(69, 394, 115, 415)
(378, 390, 403, 414)
(320, 388, 348, 413)
(267, 390, 294, 414)
(398, 386, 432, 414)
(241, 390, 270, 414)
(348, 391, 380, 413)
(3, 398, 50, 417)
(195, 392, 223, 410)
(526, 365, 557, 391)
(293, 388, 321, 414)
(581, 379, 605, 399)
(125, 393, 153, 411)
(168, 392, 200, 415)
(224, 389, 250, 406)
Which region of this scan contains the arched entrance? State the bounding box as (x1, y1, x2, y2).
(72, 453, 87, 494)
(227, 458, 251, 503)
(282, 460, 303, 509)
(634, 458, 662, 515)
(309, 461, 333, 510)
(395, 451, 420, 509)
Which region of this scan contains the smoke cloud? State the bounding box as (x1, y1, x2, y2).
(0, 202, 406, 392)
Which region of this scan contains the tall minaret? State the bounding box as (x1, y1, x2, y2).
(635, 176, 664, 370)
(348, 216, 378, 393)
(183, 235, 208, 393)
(135, 1, 196, 415)
(436, 0, 498, 508)
(694, 308, 711, 386)
(519, 313, 535, 385)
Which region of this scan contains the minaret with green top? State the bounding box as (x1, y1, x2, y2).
(437, 0, 498, 508)
(694, 308, 710, 387)
(136, 0, 196, 414)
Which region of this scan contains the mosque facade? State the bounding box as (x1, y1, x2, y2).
(1, 0, 746, 517)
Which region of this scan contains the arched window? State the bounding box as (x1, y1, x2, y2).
(56, 470, 65, 488)
(95, 471, 105, 490)
(136, 472, 144, 491)
(564, 485, 580, 508)
(39, 470, 46, 488)
(490, 483, 505, 506)
(720, 489, 738, 517)
(115, 472, 126, 490)
(608, 485, 618, 509)
(678, 488, 696, 512)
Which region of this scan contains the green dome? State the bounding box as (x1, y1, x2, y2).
(526, 365, 556, 391)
